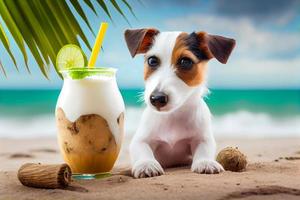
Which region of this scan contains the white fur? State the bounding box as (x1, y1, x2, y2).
(130, 31, 224, 178)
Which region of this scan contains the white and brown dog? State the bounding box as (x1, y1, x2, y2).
(124, 28, 235, 178)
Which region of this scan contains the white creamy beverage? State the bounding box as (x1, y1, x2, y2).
(57, 73, 124, 146)
(56, 68, 125, 174)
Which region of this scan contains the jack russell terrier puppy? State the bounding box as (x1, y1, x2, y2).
(124, 28, 236, 178)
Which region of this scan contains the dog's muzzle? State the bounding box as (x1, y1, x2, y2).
(150, 91, 168, 110)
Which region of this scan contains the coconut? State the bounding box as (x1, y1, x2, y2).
(216, 147, 247, 172)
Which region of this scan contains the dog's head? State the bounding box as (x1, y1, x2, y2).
(124, 28, 235, 113)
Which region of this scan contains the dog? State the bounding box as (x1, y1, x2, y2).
(124, 28, 236, 178)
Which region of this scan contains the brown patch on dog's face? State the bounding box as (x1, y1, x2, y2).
(171, 33, 210, 86)
(174, 56, 208, 87)
(171, 31, 236, 86)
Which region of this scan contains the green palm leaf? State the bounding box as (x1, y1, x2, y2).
(95, 0, 112, 21)
(0, 22, 18, 71)
(0, 0, 30, 73)
(109, 0, 130, 24)
(121, 0, 137, 19)
(0, 0, 135, 78)
(4, 0, 49, 77)
(0, 60, 7, 77)
(82, 0, 97, 16)
(69, 0, 95, 35)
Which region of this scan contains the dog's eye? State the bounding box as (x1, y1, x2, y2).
(178, 57, 194, 70)
(147, 56, 160, 68)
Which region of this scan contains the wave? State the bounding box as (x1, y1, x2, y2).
(0, 115, 56, 138)
(0, 107, 299, 138)
(212, 111, 300, 138)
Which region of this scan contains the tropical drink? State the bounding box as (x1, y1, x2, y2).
(56, 67, 125, 175)
(55, 24, 124, 178)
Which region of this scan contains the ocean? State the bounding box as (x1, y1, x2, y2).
(0, 89, 300, 138)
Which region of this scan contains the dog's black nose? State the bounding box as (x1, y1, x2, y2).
(150, 91, 168, 109)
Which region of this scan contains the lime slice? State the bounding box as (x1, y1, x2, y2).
(56, 44, 85, 70)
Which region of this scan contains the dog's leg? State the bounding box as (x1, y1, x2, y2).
(130, 110, 164, 178)
(191, 136, 224, 174)
(130, 140, 164, 178)
(191, 102, 224, 174)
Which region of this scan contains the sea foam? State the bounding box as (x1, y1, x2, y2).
(0, 107, 299, 138)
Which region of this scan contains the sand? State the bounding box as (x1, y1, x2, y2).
(1, 137, 300, 200)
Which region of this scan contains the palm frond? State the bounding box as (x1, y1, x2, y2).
(109, 0, 130, 25)
(82, 0, 97, 16)
(95, 0, 112, 21)
(0, 21, 18, 70)
(69, 0, 94, 35)
(121, 0, 137, 19)
(0, 0, 135, 78)
(0, 0, 29, 72)
(0, 60, 7, 77)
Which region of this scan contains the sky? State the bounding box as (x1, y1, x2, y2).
(0, 0, 300, 89)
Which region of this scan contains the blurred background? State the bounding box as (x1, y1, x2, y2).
(0, 0, 299, 139)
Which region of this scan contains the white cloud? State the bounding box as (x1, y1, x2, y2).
(275, 10, 297, 26)
(207, 58, 300, 88)
(165, 14, 300, 58)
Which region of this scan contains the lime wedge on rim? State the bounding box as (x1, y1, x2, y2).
(56, 44, 85, 70)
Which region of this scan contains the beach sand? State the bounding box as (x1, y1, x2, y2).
(1, 136, 300, 200)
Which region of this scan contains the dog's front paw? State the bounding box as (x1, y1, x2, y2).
(132, 160, 164, 178)
(191, 159, 224, 174)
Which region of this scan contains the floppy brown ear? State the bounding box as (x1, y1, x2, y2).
(206, 34, 236, 64)
(124, 28, 159, 57)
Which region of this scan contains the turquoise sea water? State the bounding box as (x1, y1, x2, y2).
(0, 89, 299, 138)
(0, 89, 299, 117)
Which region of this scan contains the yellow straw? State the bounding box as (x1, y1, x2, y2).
(88, 22, 108, 68)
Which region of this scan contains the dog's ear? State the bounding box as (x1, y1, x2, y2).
(124, 28, 159, 57)
(197, 32, 236, 64)
(206, 34, 236, 64)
